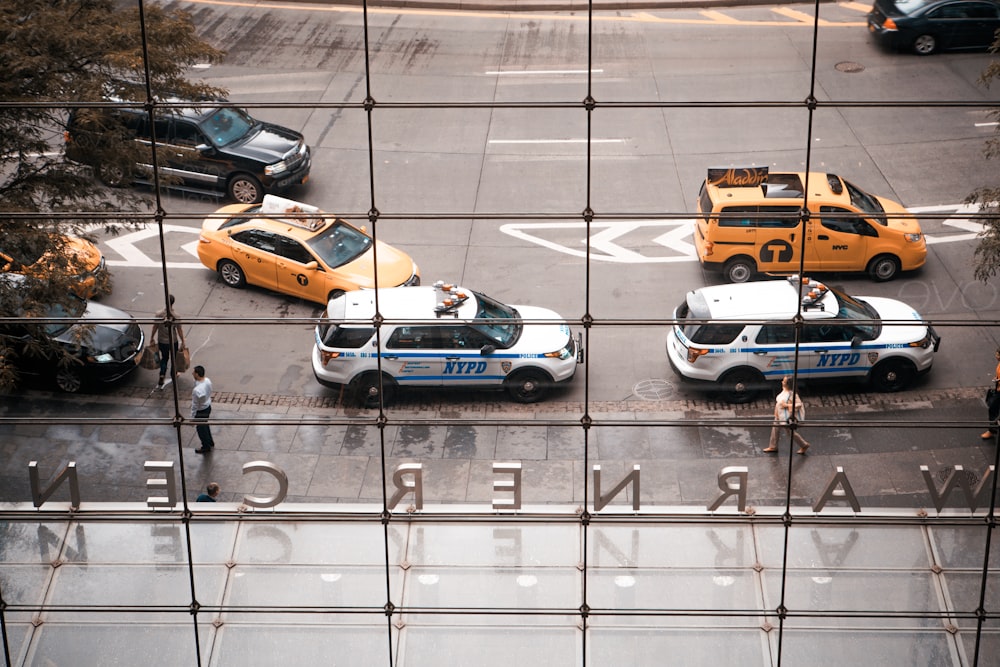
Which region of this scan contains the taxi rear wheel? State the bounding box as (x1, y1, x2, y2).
(718, 368, 764, 403)
(724, 257, 756, 284)
(870, 358, 916, 392)
(218, 260, 246, 288)
(351, 372, 396, 408)
(867, 255, 900, 282)
(506, 369, 551, 403)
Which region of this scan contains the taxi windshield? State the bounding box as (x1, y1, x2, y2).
(470, 291, 520, 348)
(306, 222, 373, 269)
(843, 178, 887, 225)
(831, 287, 880, 338)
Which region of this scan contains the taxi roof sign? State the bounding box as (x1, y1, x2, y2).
(261, 194, 324, 231)
(707, 166, 769, 188)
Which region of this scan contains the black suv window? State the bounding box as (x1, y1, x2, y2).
(169, 120, 206, 147)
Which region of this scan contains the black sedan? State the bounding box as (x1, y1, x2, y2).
(868, 0, 1000, 54)
(0, 276, 144, 392)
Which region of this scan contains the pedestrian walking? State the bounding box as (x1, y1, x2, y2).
(191, 365, 215, 454)
(763, 376, 810, 455)
(151, 294, 186, 390)
(196, 482, 220, 502)
(982, 347, 1000, 440)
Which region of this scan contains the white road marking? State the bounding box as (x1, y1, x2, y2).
(489, 138, 625, 144)
(486, 69, 603, 75)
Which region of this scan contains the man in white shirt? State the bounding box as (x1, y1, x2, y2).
(191, 365, 215, 454)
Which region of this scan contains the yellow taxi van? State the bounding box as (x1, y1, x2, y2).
(694, 167, 926, 283)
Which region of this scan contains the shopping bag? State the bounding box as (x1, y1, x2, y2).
(175, 347, 191, 373)
(140, 345, 160, 370)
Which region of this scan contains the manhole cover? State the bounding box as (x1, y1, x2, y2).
(937, 466, 980, 486)
(633, 379, 676, 401)
(835, 61, 865, 73)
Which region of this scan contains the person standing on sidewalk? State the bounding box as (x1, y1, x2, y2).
(763, 376, 810, 455)
(191, 365, 215, 454)
(151, 294, 186, 390)
(982, 348, 1000, 440)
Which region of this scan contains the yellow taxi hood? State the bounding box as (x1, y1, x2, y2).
(61, 235, 103, 272)
(334, 239, 417, 288)
(201, 204, 255, 232)
(876, 196, 923, 233)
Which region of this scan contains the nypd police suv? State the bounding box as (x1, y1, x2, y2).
(312, 281, 583, 407)
(666, 275, 941, 402)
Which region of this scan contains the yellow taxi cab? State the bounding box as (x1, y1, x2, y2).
(197, 195, 420, 305)
(695, 167, 926, 283)
(1, 234, 109, 299)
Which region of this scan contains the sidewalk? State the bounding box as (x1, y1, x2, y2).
(0, 385, 991, 510)
(277, 0, 808, 13)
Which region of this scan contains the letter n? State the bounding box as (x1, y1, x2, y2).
(708, 466, 748, 512)
(29, 461, 80, 509)
(593, 464, 640, 511)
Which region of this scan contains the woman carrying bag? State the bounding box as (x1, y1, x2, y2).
(763, 376, 811, 455)
(982, 348, 1000, 440)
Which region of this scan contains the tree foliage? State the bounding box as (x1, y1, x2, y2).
(0, 0, 224, 391)
(969, 39, 1000, 282)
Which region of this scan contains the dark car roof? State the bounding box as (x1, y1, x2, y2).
(877, 0, 1000, 15)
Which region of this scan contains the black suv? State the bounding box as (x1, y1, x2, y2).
(66, 101, 311, 204)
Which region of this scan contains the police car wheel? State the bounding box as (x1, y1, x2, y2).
(869, 359, 916, 393)
(506, 369, 551, 403)
(218, 260, 247, 288)
(867, 255, 900, 282)
(718, 368, 764, 404)
(351, 372, 396, 408)
(724, 258, 755, 284)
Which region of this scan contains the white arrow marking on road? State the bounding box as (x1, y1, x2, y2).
(910, 204, 983, 244)
(103, 224, 203, 268)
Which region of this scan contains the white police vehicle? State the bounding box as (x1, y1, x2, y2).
(666, 276, 941, 402)
(312, 281, 583, 406)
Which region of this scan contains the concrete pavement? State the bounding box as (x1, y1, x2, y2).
(1, 383, 993, 511)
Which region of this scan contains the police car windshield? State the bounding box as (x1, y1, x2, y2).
(200, 106, 256, 147)
(843, 178, 887, 225)
(470, 291, 520, 347)
(305, 222, 372, 269)
(832, 287, 880, 338)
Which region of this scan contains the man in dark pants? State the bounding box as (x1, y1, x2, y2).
(151, 294, 186, 390)
(191, 365, 215, 453)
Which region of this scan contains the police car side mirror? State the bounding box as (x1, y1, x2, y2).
(480, 344, 495, 356)
(851, 335, 862, 348)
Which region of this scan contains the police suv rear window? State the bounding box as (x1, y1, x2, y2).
(319, 325, 374, 348)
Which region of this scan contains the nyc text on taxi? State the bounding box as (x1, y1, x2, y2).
(197, 195, 420, 305)
(312, 281, 583, 406)
(695, 167, 926, 283)
(666, 276, 941, 402)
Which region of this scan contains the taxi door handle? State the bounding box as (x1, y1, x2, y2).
(818, 234, 829, 240)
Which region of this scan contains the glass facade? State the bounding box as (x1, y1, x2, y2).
(2, 0, 1000, 665)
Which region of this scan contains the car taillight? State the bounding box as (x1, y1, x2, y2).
(883, 17, 897, 29)
(704, 241, 714, 256)
(320, 350, 340, 365)
(687, 347, 709, 364)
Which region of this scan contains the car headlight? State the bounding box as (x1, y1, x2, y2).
(904, 233, 922, 242)
(91, 353, 114, 363)
(545, 345, 573, 361)
(265, 160, 288, 176)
